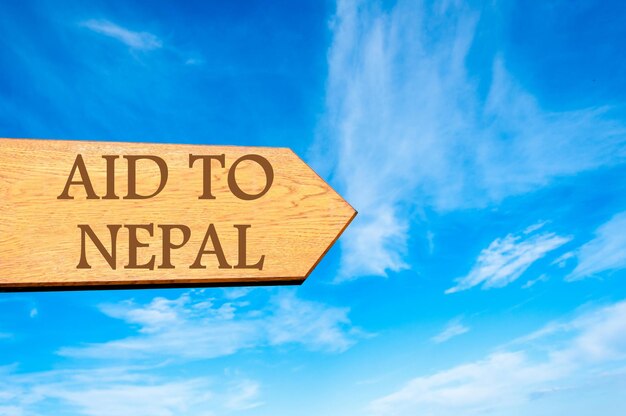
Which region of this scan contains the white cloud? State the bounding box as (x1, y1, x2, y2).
(370, 299, 626, 416)
(316, 0, 626, 280)
(568, 211, 626, 280)
(446, 224, 570, 293)
(431, 317, 470, 344)
(223, 379, 263, 411)
(264, 289, 361, 352)
(59, 290, 362, 361)
(521, 274, 548, 289)
(222, 287, 253, 300)
(552, 251, 575, 268)
(1, 290, 358, 414)
(0, 366, 260, 416)
(371, 351, 561, 415)
(184, 57, 204, 66)
(39, 379, 211, 416)
(81, 19, 162, 50)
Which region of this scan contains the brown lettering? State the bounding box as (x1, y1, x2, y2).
(227, 154, 274, 200)
(77, 224, 121, 269)
(190, 224, 231, 269)
(233, 224, 264, 270)
(125, 223, 156, 269)
(58, 154, 99, 200)
(158, 224, 191, 269)
(189, 154, 225, 199)
(123, 155, 168, 199)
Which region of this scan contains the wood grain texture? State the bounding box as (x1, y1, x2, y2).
(0, 138, 356, 291)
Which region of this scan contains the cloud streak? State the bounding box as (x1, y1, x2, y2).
(81, 19, 162, 50)
(568, 211, 626, 280)
(2, 289, 362, 414)
(446, 223, 570, 293)
(370, 299, 626, 416)
(59, 290, 363, 361)
(317, 0, 626, 280)
(0, 365, 260, 416)
(431, 317, 470, 344)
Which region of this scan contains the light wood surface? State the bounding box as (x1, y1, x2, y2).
(0, 138, 356, 291)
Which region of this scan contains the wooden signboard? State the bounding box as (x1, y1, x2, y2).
(0, 138, 356, 291)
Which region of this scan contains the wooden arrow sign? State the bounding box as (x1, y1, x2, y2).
(0, 138, 356, 291)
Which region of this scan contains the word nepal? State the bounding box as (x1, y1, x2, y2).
(58, 153, 272, 271)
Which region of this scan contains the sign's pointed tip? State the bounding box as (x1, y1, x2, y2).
(301, 204, 357, 283)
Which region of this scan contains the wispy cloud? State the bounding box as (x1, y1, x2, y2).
(81, 19, 162, 50)
(552, 251, 575, 268)
(568, 211, 626, 280)
(59, 290, 363, 361)
(316, 0, 626, 280)
(370, 299, 626, 415)
(184, 57, 204, 66)
(446, 224, 570, 294)
(431, 317, 470, 344)
(0, 365, 260, 416)
(521, 273, 549, 289)
(223, 379, 263, 411)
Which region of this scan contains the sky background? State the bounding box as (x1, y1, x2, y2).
(2, 0, 626, 415)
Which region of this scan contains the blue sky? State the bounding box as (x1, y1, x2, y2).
(2, 0, 626, 414)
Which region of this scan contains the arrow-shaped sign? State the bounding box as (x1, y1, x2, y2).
(0, 138, 356, 291)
